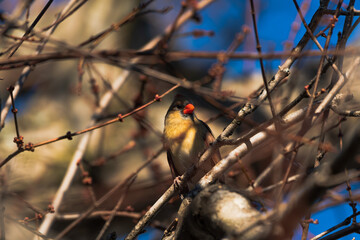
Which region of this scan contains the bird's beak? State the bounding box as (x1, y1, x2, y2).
(183, 103, 195, 114)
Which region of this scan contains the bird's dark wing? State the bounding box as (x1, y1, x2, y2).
(207, 134, 222, 164)
(199, 120, 221, 164)
(199, 119, 213, 137)
(167, 150, 180, 178)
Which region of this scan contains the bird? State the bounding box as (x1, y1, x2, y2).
(163, 95, 221, 191)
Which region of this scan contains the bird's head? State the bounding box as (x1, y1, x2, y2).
(167, 95, 195, 119)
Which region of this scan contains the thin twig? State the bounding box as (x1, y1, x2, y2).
(285, 0, 311, 51)
(95, 176, 136, 240)
(7, 0, 54, 58)
(7, 86, 21, 141)
(5, 215, 51, 240)
(249, 0, 278, 127)
(210, 29, 248, 91)
(32, 84, 178, 149)
(331, 106, 360, 117)
(260, 174, 301, 193)
(10, 192, 47, 216)
(0, 149, 24, 169)
(41, 0, 88, 32)
(78, 0, 158, 48)
(311, 212, 360, 240)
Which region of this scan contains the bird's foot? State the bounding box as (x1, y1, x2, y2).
(173, 176, 189, 194)
(173, 176, 183, 190)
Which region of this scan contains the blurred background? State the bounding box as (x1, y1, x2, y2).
(1, 0, 360, 239)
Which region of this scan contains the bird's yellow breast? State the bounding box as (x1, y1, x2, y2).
(164, 111, 193, 139)
(164, 111, 204, 174)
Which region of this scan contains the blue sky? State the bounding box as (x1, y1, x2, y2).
(169, 0, 360, 77)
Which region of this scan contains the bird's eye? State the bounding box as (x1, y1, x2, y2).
(175, 104, 182, 109)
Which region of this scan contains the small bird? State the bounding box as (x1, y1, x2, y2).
(163, 95, 221, 190)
